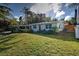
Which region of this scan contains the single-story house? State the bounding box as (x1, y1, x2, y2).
(18, 21, 64, 32)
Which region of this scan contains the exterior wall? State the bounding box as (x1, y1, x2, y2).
(52, 24, 57, 27)
(29, 21, 64, 32)
(45, 24, 52, 31)
(57, 21, 64, 32)
(45, 28, 50, 31)
(30, 25, 39, 32)
(40, 24, 46, 31)
(14, 21, 64, 33)
(38, 23, 57, 31)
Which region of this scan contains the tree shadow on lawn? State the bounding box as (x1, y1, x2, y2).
(0, 34, 21, 52)
(0, 46, 13, 52)
(30, 32, 79, 42)
(0, 35, 16, 43)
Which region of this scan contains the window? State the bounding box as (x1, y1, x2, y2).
(49, 24, 52, 28)
(46, 24, 52, 29)
(26, 26, 29, 29)
(33, 25, 36, 28)
(19, 26, 25, 29)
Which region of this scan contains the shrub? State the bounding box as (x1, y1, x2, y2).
(8, 26, 19, 33)
(0, 20, 10, 31)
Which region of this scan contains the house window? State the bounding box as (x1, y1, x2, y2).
(33, 25, 36, 28)
(19, 26, 25, 29)
(46, 24, 52, 29)
(26, 26, 29, 29)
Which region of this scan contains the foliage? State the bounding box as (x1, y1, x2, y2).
(9, 19, 19, 26)
(9, 26, 33, 33)
(0, 4, 13, 31)
(0, 20, 10, 29)
(68, 3, 79, 25)
(9, 27, 19, 33)
(65, 17, 76, 25)
(0, 18, 19, 32)
(70, 17, 76, 24)
(22, 7, 51, 24)
(18, 16, 23, 25)
(45, 17, 51, 22)
(0, 4, 13, 19)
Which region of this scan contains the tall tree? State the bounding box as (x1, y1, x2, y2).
(0, 4, 13, 20)
(0, 4, 13, 31)
(22, 7, 33, 24)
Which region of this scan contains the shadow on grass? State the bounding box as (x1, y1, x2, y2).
(0, 35, 16, 44)
(0, 34, 21, 52)
(30, 32, 79, 42)
(0, 46, 13, 52)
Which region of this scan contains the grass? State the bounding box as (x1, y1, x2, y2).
(0, 32, 79, 56)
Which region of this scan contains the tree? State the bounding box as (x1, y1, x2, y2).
(0, 4, 14, 31)
(19, 16, 23, 25)
(70, 17, 76, 24)
(22, 7, 33, 24)
(10, 18, 19, 26)
(45, 17, 51, 22)
(22, 7, 51, 24)
(68, 3, 79, 25)
(0, 20, 10, 31)
(0, 4, 13, 19)
(53, 18, 57, 21)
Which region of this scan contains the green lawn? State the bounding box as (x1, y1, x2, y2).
(0, 32, 79, 56)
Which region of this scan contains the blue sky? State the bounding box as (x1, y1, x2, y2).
(7, 3, 75, 20)
(8, 3, 33, 17)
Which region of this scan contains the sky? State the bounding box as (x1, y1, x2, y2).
(7, 3, 76, 20)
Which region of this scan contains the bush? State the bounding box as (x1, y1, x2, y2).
(0, 20, 10, 31)
(8, 26, 19, 33)
(9, 26, 33, 33)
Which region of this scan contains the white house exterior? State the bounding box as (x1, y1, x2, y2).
(17, 21, 64, 33)
(57, 21, 64, 32)
(28, 21, 64, 32)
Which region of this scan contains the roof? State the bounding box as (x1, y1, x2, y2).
(13, 21, 64, 27)
(29, 21, 64, 26)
